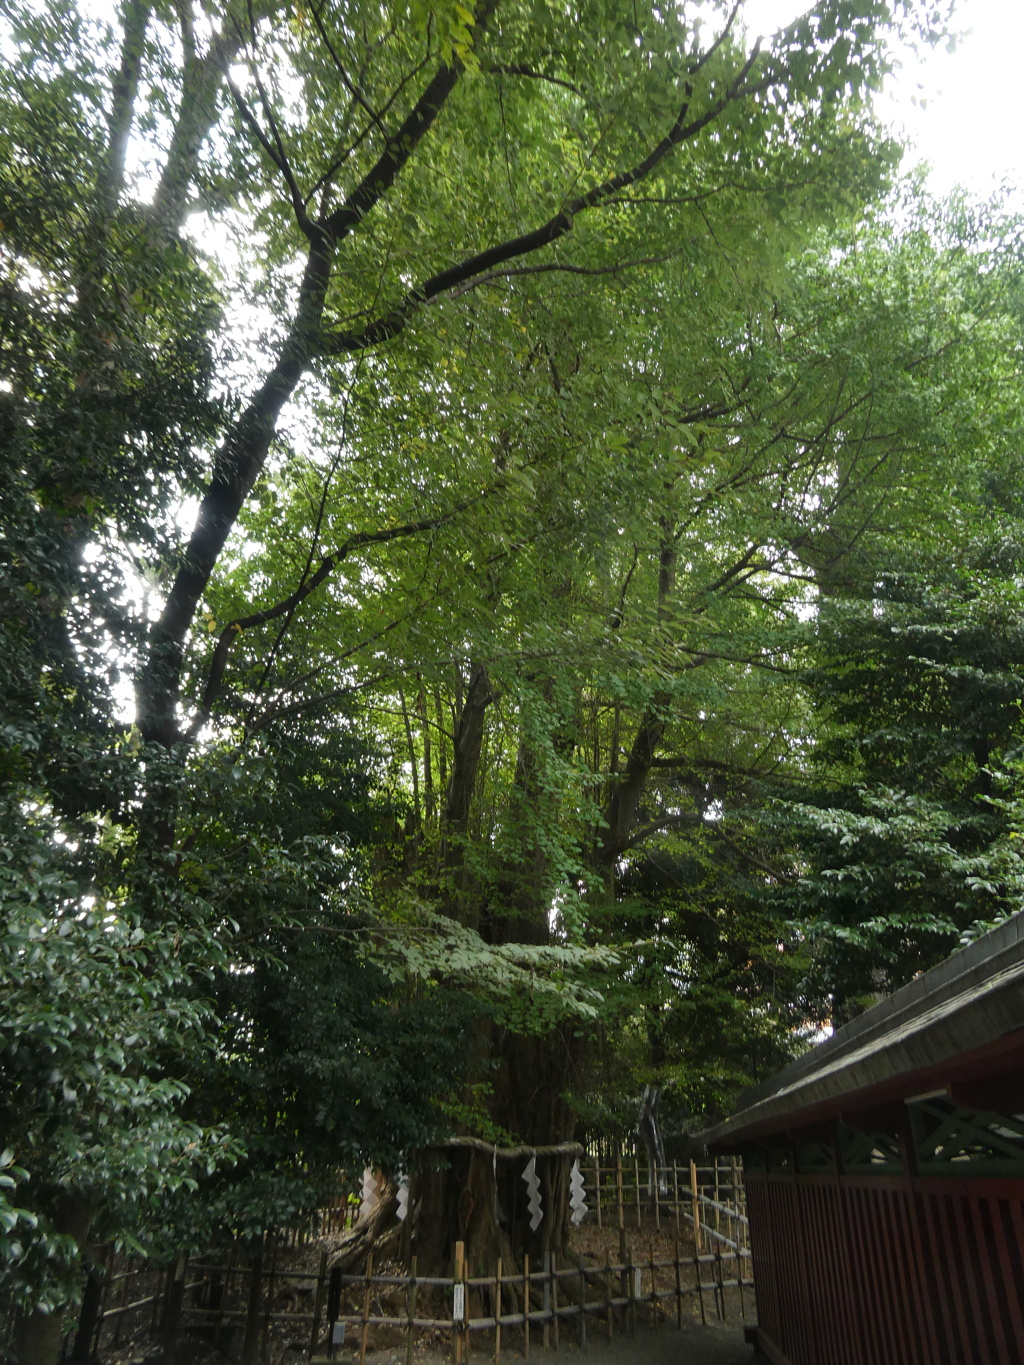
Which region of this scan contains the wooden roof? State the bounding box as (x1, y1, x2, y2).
(700, 911, 1024, 1149)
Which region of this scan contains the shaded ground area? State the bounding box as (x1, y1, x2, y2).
(358, 1322, 756, 1365)
(544, 1323, 754, 1365)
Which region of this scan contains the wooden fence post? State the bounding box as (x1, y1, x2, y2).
(541, 1252, 550, 1353)
(576, 1254, 586, 1349)
(604, 1253, 612, 1343)
(649, 1253, 657, 1334)
(151, 1265, 166, 1336)
(615, 1154, 624, 1230)
(714, 1248, 725, 1323)
(71, 1266, 105, 1363)
(214, 1251, 236, 1352)
(551, 1252, 559, 1351)
(358, 1249, 373, 1365)
(494, 1257, 502, 1364)
(307, 1251, 328, 1359)
(689, 1160, 701, 1254)
(453, 1241, 465, 1365)
(523, 1253, 530, 1359)
(406, 1255, 418, 1365)
(693, 1245, 706, 1328)
(110, 1261, 133, 1350)
(593, 1156, 602, 1228)
(735, 1240, 745, 1319)
(326, 1266, 342, 1360)
(240, 1245, 265, 1365)
(162, 1257, 188, 1365)
(625, 1240, 635, 1339)
(260, 1234, 278, 1364)
(673, 1241, 682, 1330)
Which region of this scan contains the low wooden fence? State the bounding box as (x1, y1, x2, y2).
(277, 1156, 749, 1257)
(80, 1237, 750, 1365)
(585, 1155, 749, 1256)
(58, 1158, 751, 1365)
(323, 1235, 751, 1365)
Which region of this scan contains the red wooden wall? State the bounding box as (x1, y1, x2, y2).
(746, 1171, 1024, 1365)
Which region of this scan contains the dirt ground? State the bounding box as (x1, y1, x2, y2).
(349, 1320, 757, 1365)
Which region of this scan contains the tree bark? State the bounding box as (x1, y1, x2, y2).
(438, 662, 493, 922)
(11, 1196, 93, 1365)
(410, 1143, 580, 1278)
(598, 527, 677, 872)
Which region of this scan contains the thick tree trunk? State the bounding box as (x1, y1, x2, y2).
(439, 662, 493, 923)
(597, 528, 677, 875)
(410, 1141, 581, 1278)
(11, 1196, 93, 1365)
(12, 1311, 66, 1365)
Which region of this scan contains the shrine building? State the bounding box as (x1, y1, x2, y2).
(700, 911, 1024, 1365)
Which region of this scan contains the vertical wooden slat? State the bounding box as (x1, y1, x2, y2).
(604, 1252, 613, 1342)
(523, 1253, 530, 1360)
(987, 1198, 1024, 1360)
(453, 1243, 464, 1365)
(692, 1240, 706, 1328)
(551, 1250, 559, 1351)
(968, 1198, 1011, 1365)
(930, 1191, 972, 1364)
(541, 1251, 549, 1353)
(494, 1257, 502, 1364)
(406, 1255, 418, 1365)
(648, 1252, 657, 1334)
(689, 1161, 701, 1254)
(358, 1250, 373, 1365)
(908, 1190, 949, 1365)
(947, 1191, 986, 1362)
(307, 1251, 328, 1360)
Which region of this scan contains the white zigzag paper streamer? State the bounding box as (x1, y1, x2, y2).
(359, 1167, 379, 1222)
(396, 1172, 410, 1223)
(522, 1155, 543, 1231)
(568, 1159, 588, 1227)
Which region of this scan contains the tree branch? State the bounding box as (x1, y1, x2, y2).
(624, 812, 704, 848)
(437, 251, 685, 302)
(187, 507, 465, 739)
(138, 19, 485, 748)
(321, 0, 501, 243)
(484, 63, 584, 98)
(226, 73, 313, 234)
(319, 32, 766, 354)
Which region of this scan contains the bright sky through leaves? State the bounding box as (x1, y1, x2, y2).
(744, 0, 1024, 200)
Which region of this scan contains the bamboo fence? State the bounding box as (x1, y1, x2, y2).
(59, 1157, 751, 1365)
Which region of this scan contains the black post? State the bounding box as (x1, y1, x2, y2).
(70, 1269, 105, 1364)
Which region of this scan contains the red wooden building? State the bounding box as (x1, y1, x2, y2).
(700, 912, 1024, 1365)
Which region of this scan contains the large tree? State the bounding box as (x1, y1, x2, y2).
(1, 0, 965, 1337)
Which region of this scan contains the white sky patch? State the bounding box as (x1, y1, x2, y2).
(708, 0, 1024, 204)
(882, 0, 1024, 202)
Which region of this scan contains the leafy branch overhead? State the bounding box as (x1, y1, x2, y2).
(6, 0, 1017, 1347)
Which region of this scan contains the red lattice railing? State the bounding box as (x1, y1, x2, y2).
(747, 1171, 1024, 1365)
